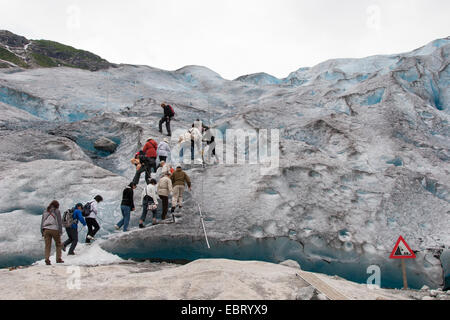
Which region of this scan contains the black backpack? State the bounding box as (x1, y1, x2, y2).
(82, 201, 92, 217)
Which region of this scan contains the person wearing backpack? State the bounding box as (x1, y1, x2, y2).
(84, 195, 103, 244)
(139, 179, 158, 228)
(159, 103, 174, 136)
(40, 200, 64, 265)
(157, 138, 171, 163)
(62, 203, 86, 255)
(143, 138, 158, 173)
(115, 183, 136, 232)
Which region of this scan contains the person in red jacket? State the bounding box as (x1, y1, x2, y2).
(143, 138, 158, 173)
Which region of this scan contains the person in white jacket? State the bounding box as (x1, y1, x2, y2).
(139, 179, 158, 227)
(188, 125, 202, 162)
(157, 138, 171, 163)
(85, 195, 103, 243)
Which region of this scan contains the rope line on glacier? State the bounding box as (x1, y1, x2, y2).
(198, 203, 210, 249)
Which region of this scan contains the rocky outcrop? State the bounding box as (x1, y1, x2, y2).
(0, 30, 112, 71)
(94, 137, 118, 153)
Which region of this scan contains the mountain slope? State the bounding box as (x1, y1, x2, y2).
(0, 30, 113, 71)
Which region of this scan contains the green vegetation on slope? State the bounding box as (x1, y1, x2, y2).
(31, 40, 109, 70)
(0, 46, 28, 68)
(30, 52, 58, 67)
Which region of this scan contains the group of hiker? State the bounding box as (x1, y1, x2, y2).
(122, 142, 192, 232)
(40, 196, 103, 265)
(40, 102, 204, 263)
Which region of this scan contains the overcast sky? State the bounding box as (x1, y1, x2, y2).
(1, 0, 449, 79)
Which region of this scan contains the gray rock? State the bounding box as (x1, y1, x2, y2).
(94, 137, 117, 153)
(430, 290, 441, 297)
(316, 293, 329, 300)
(422, 296, 435, 300)
(296, 286, 316, 300)
(279, 260, 301, 270)
(421, 285, 430, 291)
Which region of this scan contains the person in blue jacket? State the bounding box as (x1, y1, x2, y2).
(63, 203, 87, 255)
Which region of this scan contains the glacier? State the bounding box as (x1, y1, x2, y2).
(0, 37, 449, 290)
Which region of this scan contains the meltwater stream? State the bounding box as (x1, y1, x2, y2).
(100, 234, 445, 290)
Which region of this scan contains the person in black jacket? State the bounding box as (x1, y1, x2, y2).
(159, 103, 174, 136)
(115, 183, 136, 232)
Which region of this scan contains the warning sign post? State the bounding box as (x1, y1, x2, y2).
(389, 236, 416, 289)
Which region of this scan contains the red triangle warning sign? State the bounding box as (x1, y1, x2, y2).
(389, 236, 416, 259)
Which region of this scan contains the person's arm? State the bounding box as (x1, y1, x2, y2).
(185, 173, 192, 189)
(77, 210, 87, 226)
(150, 186, 158, 206)
(40, 212, 46, 236)
(130, 189, 135, 211)
(168, 178, 173, 194)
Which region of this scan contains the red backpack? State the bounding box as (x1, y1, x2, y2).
(168, 105, 175, 117)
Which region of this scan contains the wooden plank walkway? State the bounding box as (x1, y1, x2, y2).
(296, 270, 351, 300)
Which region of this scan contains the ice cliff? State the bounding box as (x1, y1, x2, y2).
(0, 34, 449, 289)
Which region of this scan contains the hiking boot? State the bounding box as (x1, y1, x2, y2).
(87, 235, 95, 240)
(114, 225, 120, 230)
(139, 224, 145, 229)
(56, 259, 64, 264)
(68, 252, 75, 256)
(45, 260, 51, 265)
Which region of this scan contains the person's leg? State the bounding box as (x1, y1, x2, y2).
(166, 118, 171, 136)
(140, 198, 149, 225)
(52, 230, 63, 262)
(178, 186, 184, 207)
(68, 228, 78, 254)
(151, 208, 157, 224)
(91, 219, 100, 238)
(117, 206, 126, 228)
(172, 186, 179, 210)
(123, 206, 131, 232)
(191, 140, 195, 160)
(159, 117, 164, 132)
(63, 228, 73, 250)
(149, 158, 157, 173)
(44, 229, 52, 262)
(132, 166, 145, 185)
(85, 218, 92, 243)
(161, 196, 168, 220)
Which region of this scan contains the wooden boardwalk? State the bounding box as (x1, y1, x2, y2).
(296, 270, 351, 300)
